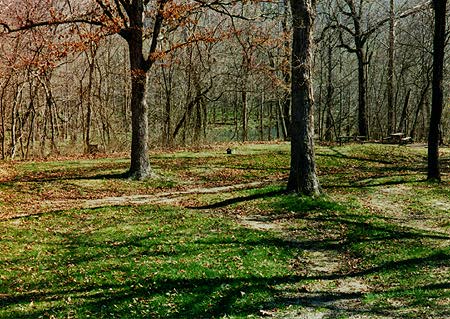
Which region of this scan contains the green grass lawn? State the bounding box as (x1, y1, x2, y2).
(0, 142, 449, 318)
(1, 206, 298, 318)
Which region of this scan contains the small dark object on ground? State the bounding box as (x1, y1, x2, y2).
(226, 148, 232, 154)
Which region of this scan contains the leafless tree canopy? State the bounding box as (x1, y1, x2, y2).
(0, 0, 446, 168)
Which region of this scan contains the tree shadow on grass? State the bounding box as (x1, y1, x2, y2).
(2, 237, 448, 319)
(189, 188, 286, 209)
(1, 248, 449, 318)
(322, 173, 427, 190)
(317, 146, 428, 176)
(0, 217, 300, 318)
(276, 281, 450, 319)
(319, 146, 427, 165)
(2, 186, 449, 318)
(188, 190, 450, 317)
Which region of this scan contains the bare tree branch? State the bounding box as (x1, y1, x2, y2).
(146, 0, 169, 69)
(0, 18, 104, 34)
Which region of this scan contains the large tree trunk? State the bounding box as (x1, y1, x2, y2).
(287, 0, 320, 196)
(356, 48, 368, 137)
(129, 70, 150, 180)
(126, 16, 150, 180)
(427, 0, 447, 181)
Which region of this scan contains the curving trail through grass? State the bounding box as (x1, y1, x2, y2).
(1, 142, 449, 318)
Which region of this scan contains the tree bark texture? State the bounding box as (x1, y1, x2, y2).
(287, 0, 321, 196)
(356, 47, 368, 138)
(427, 0, 447, 181)
(129, 70, 150, 180)
(126, 8, 150, 180)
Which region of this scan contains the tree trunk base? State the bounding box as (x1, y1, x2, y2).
(126, 167, 154, 181)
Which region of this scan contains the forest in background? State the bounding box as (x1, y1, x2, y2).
(0, 2, 448, 316)
(0, 0, 448, 160)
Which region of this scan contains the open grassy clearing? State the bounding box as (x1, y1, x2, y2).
(0, 144, 289, 218)
(1, 206, 298, 318)
(1, 142, 449, 318)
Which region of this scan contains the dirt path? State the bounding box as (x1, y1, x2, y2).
(6, 180, 445, 318)
(237, 214, 383, 319)
(83, 181, 271, 207)
(74, 182, 381, 319)
(7, 180, 275, 218)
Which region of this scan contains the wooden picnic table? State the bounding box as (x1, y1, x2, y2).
(382, 133, 413, 145)
(390, 132, 404, 141)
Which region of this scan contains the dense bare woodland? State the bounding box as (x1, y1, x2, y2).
(0, 0, 447, 161)
(0, 2, 449, 317)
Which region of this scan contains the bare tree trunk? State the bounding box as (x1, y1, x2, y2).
(268, 100, 273, 141)
(120, 0, 166, 180)
(48, 90, 58, 155)
(10, 86, 19, 159)
(428, 0, 447, 181)
(115, 0, 167, 179)
(338, 0, 370, 137)
(287, 0, 320, 196)
(356, 48, 368, 137)
(241, 84, 249, 142)
(397, 89, 410, 133)
(161, 64, 173, 147)
(40, 100, 48, 158)
(25, 109, 35, 159)
(85, 56, 95, 153)
(278, 100, 288, 139)
(0, 74, 12, 160)
(0, 89, 5, 160)
(259, 95, 264, 140)
(281, 0, 291, 140)
(127, 34, 150, 179)
(410, 82, 430, 139)
(39, 75, 59, 156)
(128, 70, 150, 179)
(324, 41, 334, 141)
(317, 54, 323, 140)
(84, 44, 98, 153)
(387, 0, 395, 134)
